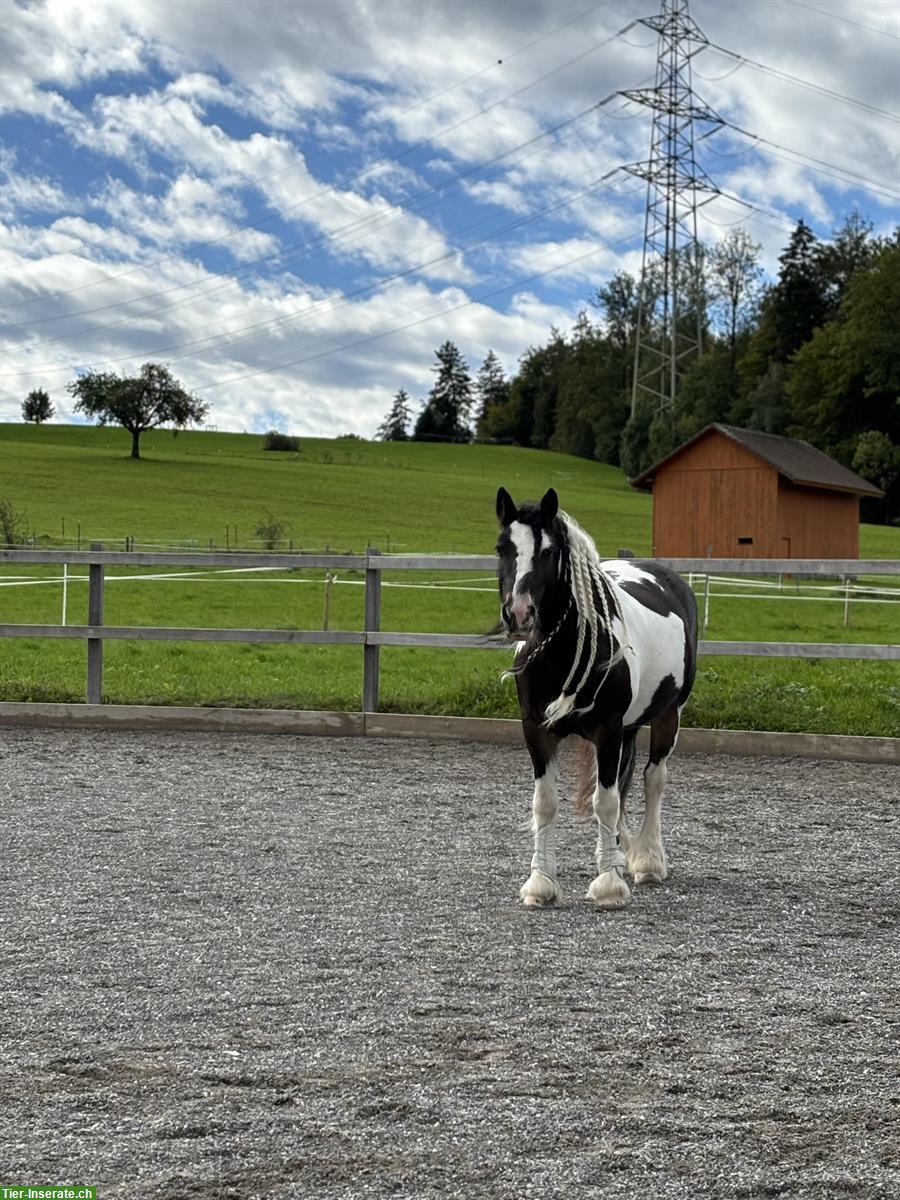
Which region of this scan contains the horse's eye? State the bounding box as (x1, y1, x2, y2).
(540, 547, 552, 559)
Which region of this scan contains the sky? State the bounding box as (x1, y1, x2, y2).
(1, 0, 897, 437)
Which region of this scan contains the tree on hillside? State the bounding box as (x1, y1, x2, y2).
(67, 363, 208, 459)
(771, 220, 828, 362)
(22, 388, 54, 423)
(413, 341, 473, 441)
(818, 209, 879, 320)
(733, 221, 826, 429)
(473, 351, 509, 437)
(710, 229, 763, 375)
(787, 240, 900, 468)
(376, 389, 412, 441)
(592, 270, 640, 357)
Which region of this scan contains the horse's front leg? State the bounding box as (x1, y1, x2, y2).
(519, 722, 562, 907)
(586, 725, 631, 910)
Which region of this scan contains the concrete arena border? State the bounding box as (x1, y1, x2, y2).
(0, 702, 896, 765)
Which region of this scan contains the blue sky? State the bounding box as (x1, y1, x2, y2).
(1, 0, 897, 436)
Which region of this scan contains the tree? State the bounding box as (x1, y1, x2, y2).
(670, 339, 735, 445)
(376, 389, 412, 441)
(413, 342, 473, 441)
(853, 430, 900, 524)
(787, 241, 900, 464)
(818, 209, 878, 320)
(551, 316, 600, 459)
(528, 328, 567, 449)
(67, 363, 208, 459)
(22, 388, 54, 423)
(473, 351, 509, 437)
(709, 229, 763, 375)
(620, 398, 655, 479)
(771, 220, 828, 362)
(733, 222, 826, 423)
(592, 270, 640, 358)
(0, 497, 29, 546)
(853, 431, 900, 495)
(746, 361, 790, 435)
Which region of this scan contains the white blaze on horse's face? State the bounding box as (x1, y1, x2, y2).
(506, 521, 538, 631)
(497, 522, 537, 635)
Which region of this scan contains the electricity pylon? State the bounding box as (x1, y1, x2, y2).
(621, 0, 723, 418)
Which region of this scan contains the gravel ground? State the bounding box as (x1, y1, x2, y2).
(0, 727, 897, 1200)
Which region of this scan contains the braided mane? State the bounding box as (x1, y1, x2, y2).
(543, 512, 628, 726)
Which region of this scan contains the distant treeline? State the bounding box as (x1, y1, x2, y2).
(377, 214, 899, 522)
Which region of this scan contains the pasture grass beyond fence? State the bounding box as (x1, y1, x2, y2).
(1, 563, 897, 737)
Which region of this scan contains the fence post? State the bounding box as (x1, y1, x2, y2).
(87, 543, 104, 704)
(322, 572, 335, 631)
(363, 548, 381, 712)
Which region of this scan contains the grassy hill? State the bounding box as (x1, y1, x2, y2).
(0, 423, 655, 555)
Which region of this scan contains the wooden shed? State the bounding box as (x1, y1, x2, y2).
(631, 423, 882, 559)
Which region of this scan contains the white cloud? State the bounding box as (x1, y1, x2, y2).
(1, 0, 897, 440)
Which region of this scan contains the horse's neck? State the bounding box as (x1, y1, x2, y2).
(536, 575, 573, 637)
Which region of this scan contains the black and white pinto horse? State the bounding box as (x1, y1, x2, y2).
(496, 486, 697, 910)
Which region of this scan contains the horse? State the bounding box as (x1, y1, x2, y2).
(495, 486, 698, 910)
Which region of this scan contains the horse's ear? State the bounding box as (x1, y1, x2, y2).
(540, 488, 558, 522)
(496, 487, 516, 527)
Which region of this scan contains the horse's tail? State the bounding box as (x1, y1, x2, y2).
(573, 730, 638, 820)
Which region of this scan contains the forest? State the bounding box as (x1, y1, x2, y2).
(377, 214, 900, 522)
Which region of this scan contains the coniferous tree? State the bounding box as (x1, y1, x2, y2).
(413, 341, 473, 441)
(375, 389, 412, 441)
(771, 220, 828, 362)
(473, 351, 509, 437)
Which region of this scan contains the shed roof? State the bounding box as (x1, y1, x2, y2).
(630, 423, 883, 497)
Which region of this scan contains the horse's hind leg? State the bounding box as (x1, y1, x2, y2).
(616, 728, 639, 855)
(630, 703, 680, 885)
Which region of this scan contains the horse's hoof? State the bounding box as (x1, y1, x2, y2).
(628, 844, 668, 885)
(519, 869, 561, 907)
(586, 870, 631, 909)
(633, 869, 665, 885)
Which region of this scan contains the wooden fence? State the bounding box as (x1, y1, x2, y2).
(1, 549, 898, 711)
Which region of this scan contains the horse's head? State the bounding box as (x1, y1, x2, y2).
(495, 485, 563, 638)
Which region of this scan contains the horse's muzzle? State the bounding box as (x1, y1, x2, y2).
(502, 597, 536, 637)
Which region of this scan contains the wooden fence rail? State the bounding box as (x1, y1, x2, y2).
(1, 549, 898, 711)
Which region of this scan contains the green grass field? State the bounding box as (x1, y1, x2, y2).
(1, 422, 898, 736)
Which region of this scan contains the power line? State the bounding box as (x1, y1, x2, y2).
(3, 91, 640, 361)
(2, 166, 630, 377)
(781, 0, 900, 41)
(2, 101, 608, 338)
(0, 10, 634, 317)
(186, 229, 640, 396)
(705, 40, 900, 122)
(722, 121, 900, 200)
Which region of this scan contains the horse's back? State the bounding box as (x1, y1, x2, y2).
(601, 558, 697, 632)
